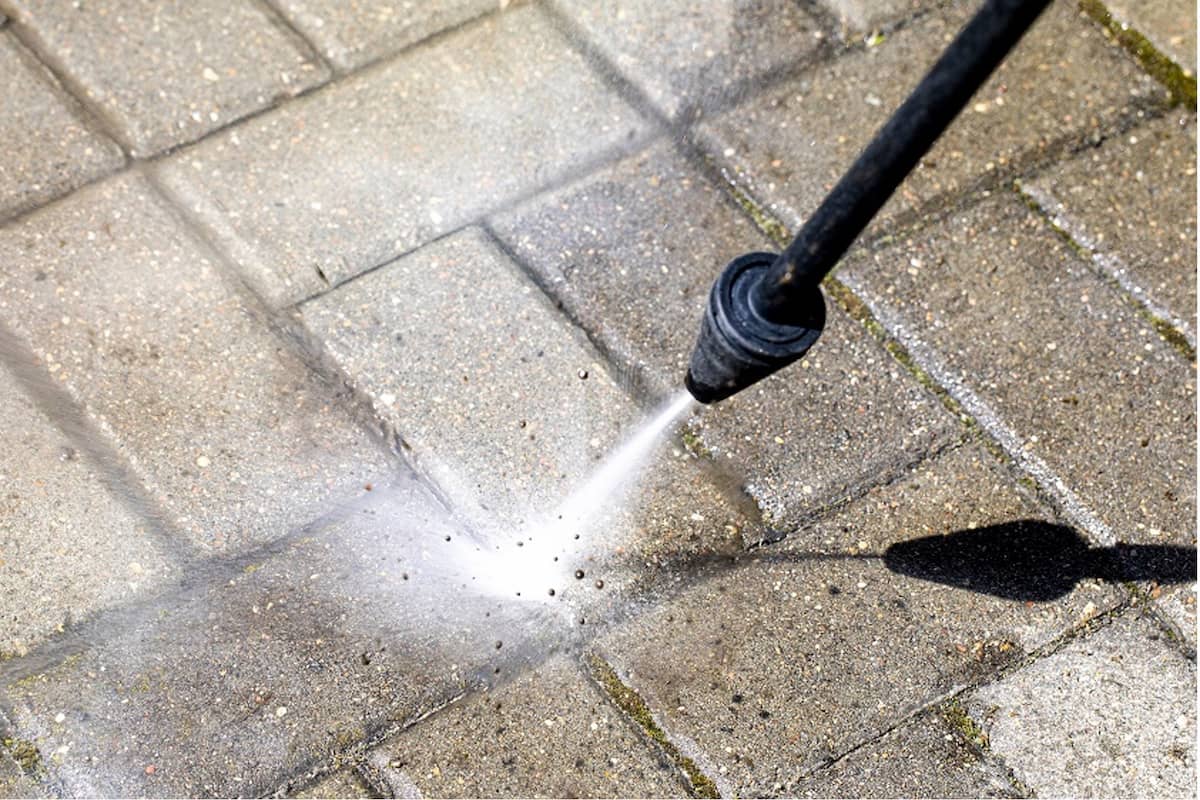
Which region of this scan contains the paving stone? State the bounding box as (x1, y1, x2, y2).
(839, 194, 1196, 547)
(364, 657, 685, 798)
(0, 364, 178, 659)
(697, 0, 1166, 236)
(1023, 111, 1197, 339)
(272, 0, 498, 72)
(491, 142, 958, 533)
(302, 227, 749, 576)
(5, 0, 328, 158)
(1104, 0, 1196, 75)
(817, 0, 936, 38)
(965, 611, 1196, 798)
(156, 4, 651, 309)
(595, 444, 1123, 796)
(0, 477, 577, 797)
(0, 172, 391, 554)
(293, 767, 374, 799)
(550, 0, 823, 120)
(0, 32, 122, 220)
(793, 708, 1020, 798)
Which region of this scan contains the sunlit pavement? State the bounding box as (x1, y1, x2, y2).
(0, 1, 1195, 797)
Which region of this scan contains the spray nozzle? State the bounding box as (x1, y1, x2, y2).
(685, 252, 825, 404)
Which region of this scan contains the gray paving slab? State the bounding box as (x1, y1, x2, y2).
(0, 364, 178, 660)
(155, 3, 651, 309)
(839, 194, 1196, 548)
(301, 227, 750, 580)
(363, 657, 685, 798)
(595, 444, 1123, 796)
(965, 610, 1196, 798)
(697, 0, 1166, 236)
(5, 0, 328, 158)
(0, 172, 391, 555)
(0, 32, 122, 221)
(490, 142, 959, 534)
(1104, 0, 1196, 75)
(551, 0, 823, 120)
(793, 707, 1020, 798)
(293, 767, 374, 798)
(271, 0, 498, 72)
(817, 0, 937, 38)
(0, 477, 577, 797)
(1023, 111, 1197, 340)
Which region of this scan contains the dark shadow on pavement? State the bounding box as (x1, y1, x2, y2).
(883, 519, 1197, 601)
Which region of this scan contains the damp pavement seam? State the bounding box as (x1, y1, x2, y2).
(1079, 0, 1198, 111)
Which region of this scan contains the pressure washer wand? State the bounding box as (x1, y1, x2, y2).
(685, 0, 1053, 404)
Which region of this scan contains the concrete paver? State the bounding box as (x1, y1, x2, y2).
(0, 364, 177, 659)
(301, 227, 749, 575)
(965, 610, 1196, 798)
(551, 0, 823, 121)
(840, 194, 1196, 547)
(793, 707, 1020, 798)
(698, 0, 1166, 235)
(0, 33, 122, 221)
(1104, 0, 1197, 76)
(491, 142, 959, 533)
(156, 3, 651, 308)
(1023, 111, 1197, 339)
(595, 444, 1122, 796)
(4, 0, 328, 158)
(0, 477, 568, 798)
(363, 657, 685, 798)
(0, 172, 391, 554)
(817, 0, 936, 38)
(272, 0, 497, 72)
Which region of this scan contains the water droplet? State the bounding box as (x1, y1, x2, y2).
(495, 641, 503, 650)
(577, 369, 588, 379)
(444, 535, 451, 542)
(574, 570, 585, 580)
(594, 579, 604, 590)
(578, 617, 586, 625)
(401, 573, 408, 581)
(548, 588, 556, 596)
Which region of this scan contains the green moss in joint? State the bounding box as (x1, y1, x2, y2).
(1079, 0, 1197, 110)
(941, 699, 989, 751)
(2, 738, 43, 776)
(588, 655, 720, 798)
(723, 183, 791, 246)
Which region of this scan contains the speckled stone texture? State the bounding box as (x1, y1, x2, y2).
(362, 657, 685, 798)
(293, 768, 373, 799)
(1023, 111, 1197, 339)
(0, 364, 178, 658)
(595, 445, 1123, 796)
(155, 3, 651, 308)
(966, 611, 1196, 798)
(840, 194, 1196, 547)
(0, 478, 572, 797)
(0, 173, 391, 554)
(1104, 0, 1197, 75)
(816, 0, 936, 38)
(301, 227, 750, 583)
(271, 0, 497, 71)
(550, 0, 823, 119)
(697, 0, 1166, 236)
(0, 32, 122, 220)
(794, 708, 1021, 798)
(491, 142, 959, 533)
(4, 0, 328, 157)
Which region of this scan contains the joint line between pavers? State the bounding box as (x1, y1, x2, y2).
(1014, 179, 1197, 356)
(251, 0, 337, 78)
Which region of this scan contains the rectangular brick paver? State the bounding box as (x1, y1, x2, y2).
(301, 226, 750, 572)
(363, 657, 686, 798)
(1023, 111, 1197, 339)
(0, 364, 178, 659)
(840, 194, 1196, 547)
(965, 611, 1196, 798)
(272, 0, 497, 72)
(5, 0, 328, 158)
(550, 0, 824, 120)
(698, 0, 1166, 236)
(491, 142, 959, 534)
(156, 4, 652, 308)
(0, 32, 122, 220)
(595, 444, 1123, 796)
(0, 173, 391, 554)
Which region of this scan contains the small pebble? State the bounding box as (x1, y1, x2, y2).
(275, 706, 288, 718)
(145, 765, 156, 775)
(195, 455, 211, 468)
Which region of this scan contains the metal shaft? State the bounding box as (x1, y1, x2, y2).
(749, 0, 1053, 325)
